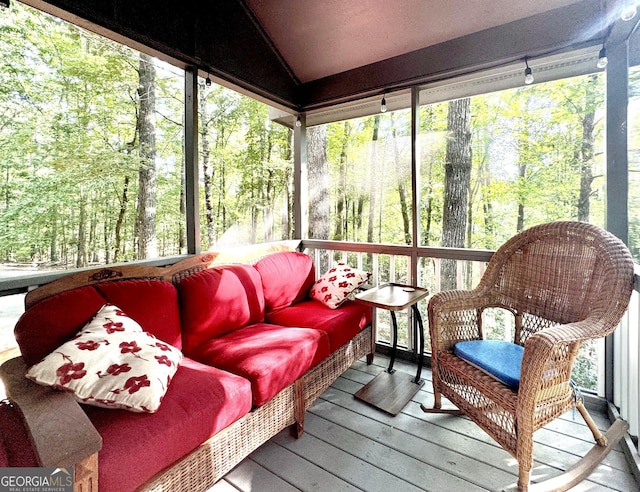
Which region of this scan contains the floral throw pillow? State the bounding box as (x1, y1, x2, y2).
(26, 304, 182, 413)
(310, 263, 371, 309)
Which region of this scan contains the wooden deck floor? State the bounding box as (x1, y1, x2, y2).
(210, 356, 639, 492)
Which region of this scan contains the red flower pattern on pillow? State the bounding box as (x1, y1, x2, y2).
(56, 360, 87, 385)
(26, 303, 182, 413)
(76, 340, 101, 351)
(104, 320, 125, 334)
(310, 263, 371, 309)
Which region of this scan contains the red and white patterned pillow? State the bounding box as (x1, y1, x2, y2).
(310, 263, 371, 309)
(26, 304, 182, 413)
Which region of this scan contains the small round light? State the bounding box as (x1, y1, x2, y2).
(622, 3, 637, 21)
(524, 67, 534, 85)
(597, 47, 608, 69)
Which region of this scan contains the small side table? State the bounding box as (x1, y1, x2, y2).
(353, 282, 429, 415)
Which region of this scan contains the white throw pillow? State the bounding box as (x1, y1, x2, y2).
(26, 304, 182, 413)
(310, 263, 371, 309)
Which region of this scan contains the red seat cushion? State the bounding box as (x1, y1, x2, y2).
(254, 251, 315, 312)
(84, 357, 252, 492)
(190, 323, 330, 407)
(266, 299, 372, 352)
(178, 265, 265, 354)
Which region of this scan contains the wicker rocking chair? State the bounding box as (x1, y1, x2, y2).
(422, 221, 634, 491)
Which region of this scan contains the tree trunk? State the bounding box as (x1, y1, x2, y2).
(179, 156, 186, 253)
(308, 125, 330, 270)
(308, 125, 329, 239)
(392, 117, 411, 244)
(50, 208, 58, 262)
(441, 98, 472, 291)
(282, 130, 293, 239)
(517, 164, 526, 232)
(135, 52, 157, 260)
(578, 75, 597, 222)
(76, 191, 87, 268)
(114, 176, 129, 262)
(367, 116, 380, 243)
(334, 121, 350, 240)
(200, 86, 215, 248)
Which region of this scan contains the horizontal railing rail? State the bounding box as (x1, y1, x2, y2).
(0, 240, 638, 452)
(302, 239, 640, 453)
(0, 255, 189, 298)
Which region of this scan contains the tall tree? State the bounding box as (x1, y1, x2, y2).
(308, 125, 330, 241)
(334, 121, 351, 240)
(574, 75, 600, 222)
(441, 98, 472, 290)
(199, 83, 216, 247)
(391, 114, 411, 244)
(135, 53, 158, 259)
(367, 116, 381, 243)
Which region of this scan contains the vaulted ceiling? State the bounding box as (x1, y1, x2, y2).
(244, 0, 586, 84)
(23, 0, 624, 112)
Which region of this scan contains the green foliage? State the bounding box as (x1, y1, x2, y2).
(320, 76, 606, 252)
(0, 3, 183, 264)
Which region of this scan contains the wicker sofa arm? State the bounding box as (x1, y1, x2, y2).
(0, 356, 102, 467)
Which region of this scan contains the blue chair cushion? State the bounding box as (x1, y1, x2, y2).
(454, 340, 524, 388)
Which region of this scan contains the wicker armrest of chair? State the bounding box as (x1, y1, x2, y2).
(0, 356, 102, 467)
(428, 289, 492, 352)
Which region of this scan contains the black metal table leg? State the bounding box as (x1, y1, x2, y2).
(387, 310, 398, 373)
(412, 304, 425, 384)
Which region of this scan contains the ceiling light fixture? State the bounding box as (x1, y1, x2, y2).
(380, 93, 387, 113)
(295, 114, 302, 127)
(622, 0, 637, 21)
(205, 74, 212, 87)
(524, 57, 534, 85)
(597, 45, 608, 69)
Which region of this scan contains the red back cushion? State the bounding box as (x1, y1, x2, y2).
(15, 280, 182, 367)
(15, 286, 106, 367)
(97, 280, 182, 349)
(178, 264, 265, 355)
(254, 252, 315, 313)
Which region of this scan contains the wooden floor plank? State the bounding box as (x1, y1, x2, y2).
(273, 431, 426, 492)
(222, 357, 638, 492)
(205, 479, 239, 492)
(344, 362, 631, 474)
(224, 459, 300, 492)
(306, 399, 512, 490)
(249, 440, 361, 492)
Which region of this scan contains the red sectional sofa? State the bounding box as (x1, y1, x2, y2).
(0, 249, 373, 492)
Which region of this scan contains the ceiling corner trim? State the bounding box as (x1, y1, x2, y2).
(236, 0, 301, 86)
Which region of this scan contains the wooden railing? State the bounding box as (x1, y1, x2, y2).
(301, 239, 493, 353)
(301, 239, 640, 452)
(0, 241, 638, 450)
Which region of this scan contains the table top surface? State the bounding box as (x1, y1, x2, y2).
(354, 282, 429, 310)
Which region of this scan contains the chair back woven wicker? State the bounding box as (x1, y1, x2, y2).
(422, 221, 634, 491)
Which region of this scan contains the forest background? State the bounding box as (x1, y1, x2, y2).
(2, 3, 640, 389)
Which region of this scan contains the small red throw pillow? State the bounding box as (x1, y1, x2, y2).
(309, 263, 371, 309)
(26, 304, 182, 413)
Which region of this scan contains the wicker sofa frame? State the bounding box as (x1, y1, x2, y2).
(1, 249, 374, 492)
